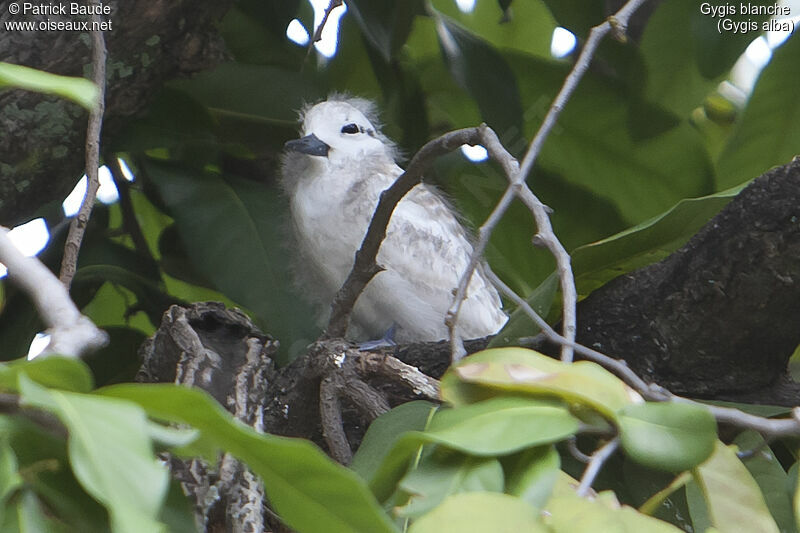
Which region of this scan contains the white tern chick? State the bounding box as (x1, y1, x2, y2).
(281, 97, 507, 343)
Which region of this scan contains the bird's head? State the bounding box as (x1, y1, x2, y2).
(284, 98, 393, 164)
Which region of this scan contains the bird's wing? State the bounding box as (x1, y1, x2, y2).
(363, 180, 506, 340)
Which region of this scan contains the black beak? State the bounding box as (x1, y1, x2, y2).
(284, 133, 330, 157)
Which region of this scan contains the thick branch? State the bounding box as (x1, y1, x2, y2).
(0, 228, 107, 357)
(572, 159, 800, 404)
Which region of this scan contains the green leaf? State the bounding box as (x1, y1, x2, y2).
(690, 440, 780, 533)
(618, 402, 716, 472)
(570, 184, 744, 297)
(0, 357, 94, 394)
(346, 0, 425, 62)
(142, 159, 319, 356)
(0, 62, 98, 110)
(351, 401, 437, 482)
(15, 490, 53, 533)
(504, 445, 560, 509)
(99, 384, 398, 533)
(795, 459, 800, 533)
(510, 52, 714, 225)
(426, 395, 580, 456)
(409, 492, 547, 533)
(538, 0, 604, 37)
(638, 0, 774, 117)
(0, 439, 22, 503)
(734, 431, 796, 533)
(716, 31, 800, 189)
(432, 10, 524, 150)
(218, 4, 305, 68)
(19, 376, 169, 533)
(441, 348, 641, 419)
(397, 452, 504, 518)
(545, 490, 684, 532)
(361, 395, 578, 504)
(111, 88, 217, 153)
(430, 0, 555, 59)
(170, 63, 322, 126)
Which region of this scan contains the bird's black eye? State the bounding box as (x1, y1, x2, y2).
(341, 123, 360, 134)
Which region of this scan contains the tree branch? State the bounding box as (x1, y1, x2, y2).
(577, 437, 620, 497)
(0, 228, 107, 357)
(59, 10, 107, 288)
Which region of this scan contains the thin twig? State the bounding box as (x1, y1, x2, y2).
(0, 228, 108, 357)
(516, 0, 650, 183)
(446, 127, 576, 363)
(60, 9, 107, 288)
(303, 0, 343, 66)
(577, 437, 620, 497)
(448, 0, 651, 364)
(482, 262, 655, 396)
(566, 437, 591, 463)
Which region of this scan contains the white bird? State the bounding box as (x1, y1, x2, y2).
(281, 96, 507, 343)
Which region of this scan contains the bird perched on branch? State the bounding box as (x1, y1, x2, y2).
(281, 96, 507, 343)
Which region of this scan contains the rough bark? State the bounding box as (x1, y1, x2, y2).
(138, 303, 275, 533)
(0, 0, 232, 226)
(570, 158, 800, 405)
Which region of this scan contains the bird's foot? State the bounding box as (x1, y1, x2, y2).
(358, 324, 397, 351)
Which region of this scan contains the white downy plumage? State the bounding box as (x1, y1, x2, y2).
(281, 96, 507, 343)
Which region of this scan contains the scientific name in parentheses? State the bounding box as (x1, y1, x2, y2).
(700, 3, 794, 34)
(20, 3, 112, 15)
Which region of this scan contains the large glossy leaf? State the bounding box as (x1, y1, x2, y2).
(351, 401, 437, 482)
(441, 347, 641, 419)
(110, 88, 216, 153)
(716, 32, 800, 189)
(170, 63, 323, 126)
(430, 0, 555, 59)
(218, 4, 305, 67)
(638, 0, 774, 117)
(570, 183, 744, 296)
(346, 0, 424, 62)
(143, 160, 319, 356)
(396, 453, 504, 518)
(538, 0, 604, 38)
(0, 356, 93, 394)
(689, 440, 780, 533)
(618, 402, 716, 472)
(0, 439, 21, 504)
(504, 445, 560, 509)
(734, 431, 795, 533)
(425, 395, 580, 455)
(545, 490, 683, 532)
(1, 416, 109, 532)
(363, 395, 579, 503)
(6, 490, 53, 533)
(409, 492, 547, 533)
(19, 377, 169, 533)
(99, 384, 397, 533)
(510, 52, 714, 225)
(432, 10, 524, 150)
